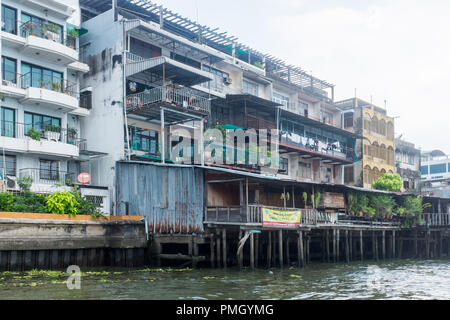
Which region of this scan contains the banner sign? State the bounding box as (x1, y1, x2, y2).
(262, 208, 302, 228)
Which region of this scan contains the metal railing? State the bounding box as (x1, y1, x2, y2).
(0, 121, 82, 146)
(19, 21, 78, 50)
(20, 71, 78, 98)
(126, 86, 210, 114)
(422, 213, 450, 227)
(19, 168, 74, 186)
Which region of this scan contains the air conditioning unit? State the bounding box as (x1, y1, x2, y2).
(6, 176, 18, 190)
(223, 76, 232, 85)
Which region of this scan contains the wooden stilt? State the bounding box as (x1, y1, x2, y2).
(279, 229, 283, 268)
(345, 229, 350, 263)
(306, 235, 310, 264)
(216, 231, 221, 268)
(374, 231, 379, 261)
(193, 240, 199, 268)
(298, 231, 304, 267)
(426, 230, 430, 259)
(372, 231, 376, 260)
(255, 234, 259, 268)
(399, 238, 403, 259)
(336, 229, 340, 262)
(382, 230, 386, 260)
(250, 233, 255, 270)
(267, 231, 272, 268)
(349, 230, 353, 262)
(238, 230, 243, 269)
(286, 232, 290, 266)
(333, 229, 337, 262)
(210, 235, 215, 268)
(222, 228, 227, 268)
(392, 230, 396, 259)
(359, 230, 364, 261)
(326, 229, 330, 262)
(414, 229, 418, 258)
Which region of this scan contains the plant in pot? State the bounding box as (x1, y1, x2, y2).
(44, 22, 61, 42)
(67, 29, 79, 49)
(52, 81, 61, 92)
(67, 128, 78, 144)
(44, 124, 61, 142)
(27, 128, 41, 141)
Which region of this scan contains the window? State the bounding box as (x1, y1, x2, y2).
(170, 52, 201, 69)
(1, 107, 15, 138)
(129, 127, 159, 154)
(202, 65, 223, 92)
(298, 101, 309, 117)
(243, 79, 258, 96)
(21, 62, 63, 91)
(344, 112, 354, 128)
(39, 159, 59, 181)
(279, 158, 289, 174)
(421, 166, 429, 175)
(273, 92, 290, 109)
(24, 112, 61, 136)
(299, 162, 311, 179)
(430, 163, 446, 175)
(344, 166, 354, 183)
(1, 5, 16, 35)
(21, 13, 63, 43)
(0, 155, 16, 177)
(129, 37, 161, 59)
(1, 56, 17, 84)
(320, 110, 334, 125)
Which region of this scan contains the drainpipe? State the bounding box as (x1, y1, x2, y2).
(122, 20, 131, 161)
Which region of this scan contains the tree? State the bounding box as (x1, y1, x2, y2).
(372, 173, 402, 192)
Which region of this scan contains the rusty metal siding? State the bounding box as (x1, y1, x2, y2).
(115, 162, 204, 234)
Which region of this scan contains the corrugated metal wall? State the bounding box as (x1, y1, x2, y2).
(115, 162, 204, 234)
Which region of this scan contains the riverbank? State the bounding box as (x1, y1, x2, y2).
(0, 259, 448, 300)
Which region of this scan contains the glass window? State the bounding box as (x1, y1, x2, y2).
(429, 164, 445, 174)
(1, 5, 17, 35)
(279, 157, 289, 174)
(1, 56, 17, 84)
(24, 112, 61, 135)
(0, 155, 16, 177)
(21, 63, 63, 91)
(273, 92, 290, 108)
(39, 159, 59, 181)
(202, 65, 223, 92)
(1, 107, 15, 138)
(299, 162, 311, 179)
(243, 79, 258, 96)
(21, 13, 63, 43)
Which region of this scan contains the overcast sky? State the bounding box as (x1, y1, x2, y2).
(154, 0, 450, 154)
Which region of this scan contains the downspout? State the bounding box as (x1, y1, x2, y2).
(122, 19, 131, 161)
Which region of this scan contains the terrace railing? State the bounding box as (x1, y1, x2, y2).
(20, 72, 78, 98)
(422, 213, 450, 227)
(19, 21, 78, 50)
(126, 86, 210, 114)
(19, 168, 74, 186)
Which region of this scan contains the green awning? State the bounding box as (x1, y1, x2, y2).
(223, 124, 246, 130)
(66, 24, 88, 36)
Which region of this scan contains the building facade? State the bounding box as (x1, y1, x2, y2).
(421, 150, 450, 198)
(0, 0, 109, 212)
(395, 138, 421, 193)
(78, 0, 359, 215)
(337, 97, 395, 189)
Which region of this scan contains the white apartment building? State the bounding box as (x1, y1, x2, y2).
(0, 0, 109, 212)
(421, 150, 450, 198)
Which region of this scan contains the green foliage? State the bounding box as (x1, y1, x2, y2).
(0, 192, 15, 211)
(44, 124, 61, 132)
(71, 187, 103, 218)
(354, 193, 369, 214)
(27, 128, 41, 141)
(302, 192, 308, 206)
(314, 191, 321, 208)
(372, 173, 402, 192)
(369, 194, 395, 217)
(12, 192, 47, 213)
(253, 61, 264, 69)
(67, 28, 79, 38)
(17, 176, 33, 193)
(46, 191, 79, 217)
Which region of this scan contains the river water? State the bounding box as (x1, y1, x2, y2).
(0, 259, 449, 300)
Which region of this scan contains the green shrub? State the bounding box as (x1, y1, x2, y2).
(27, 128, 41, 141)
(372, 173, 402, 192)
(0, 192, 15, 211)
(369, 194, 395, 217)
(46, 191, 79, 217)
(17, 176, 33, 193)
(71, 187, 103, 218)
(12, 193, 48, 213)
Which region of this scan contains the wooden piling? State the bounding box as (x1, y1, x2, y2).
(250, 232, 255, 270)
(360, 230, 364, 261)
(426, 230, 430, 259)
(210, 234, 215, 268)
(306, 235, 310, 264)
(349, 230, 353, 261)
(222, 228, 227, 268)
(414, 229, 418, 258)
(216, 231, 221, 268)
(298, 231, 304, 267)
(336, 229, 340, 262)
(372, 231, 376, 260)
(333, 229, 337, 262)
(255, 234, 259, 268)
(392, 230, 396, 259)
(267, 231, 272, 268)
(238, 230, 243, 269)
(382, 230, 386, 260)
(278, 229, 283, 268)
(399, 239, 403, 259)
(345, 229, 350, 263)
(326, 229, 330, 262)
(286, 233, 290, 266)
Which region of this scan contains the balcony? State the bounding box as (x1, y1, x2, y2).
(18, 168, 74, 193)
(126, 86, 211, 120)
(0, 121, 81, 158)
(19, 72, 79, 111)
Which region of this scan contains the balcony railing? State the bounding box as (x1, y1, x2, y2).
(20, 72, 78, 98)
(19, 168, 74, 186)
(19, 21, 78, 50)
(126, 86, 210, 114)
(0, 121, 82, 146)
(280, 132, 353, 161)
(422, 213, 450, 227)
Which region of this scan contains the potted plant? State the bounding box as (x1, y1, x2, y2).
(67, 128, 78, 144)
(67, 29, 79, 49)
(44, 22, 61, 42)
(44, 124, 61, 142)
(52, 81, 61, 92)
(27, 128, 41, 141)
(39, 80, 46, 89)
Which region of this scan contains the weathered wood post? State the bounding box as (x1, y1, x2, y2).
(345, 229, 350, 263)
(349, 230, 353, 261)
(267, 231, 272, 268)
(286, 232, 290, 266)
(336, 229, 340, 262)
(298, 230, 304, 267)
(216, 230, 221, 268)
(382, 230, 386, 260)
(326, 229, 330, 262)
(392, 230, 396, 259)
(414, 229, 418, 258)
(372, 231, 376, 260)
(210, 234, 215, 268)
(360, 230, 364, 261)
(222, 228, 227, 268)
(279, 229, 283, 268)
(250, 232, 255, 270)
(439, 231, 443, 258)
(255, 233, 259, 268)
(426, 229, 430, 259)
(333, 229, 337, 262)
(238, 229, 243, 269)
(306, 235, 311, 264)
